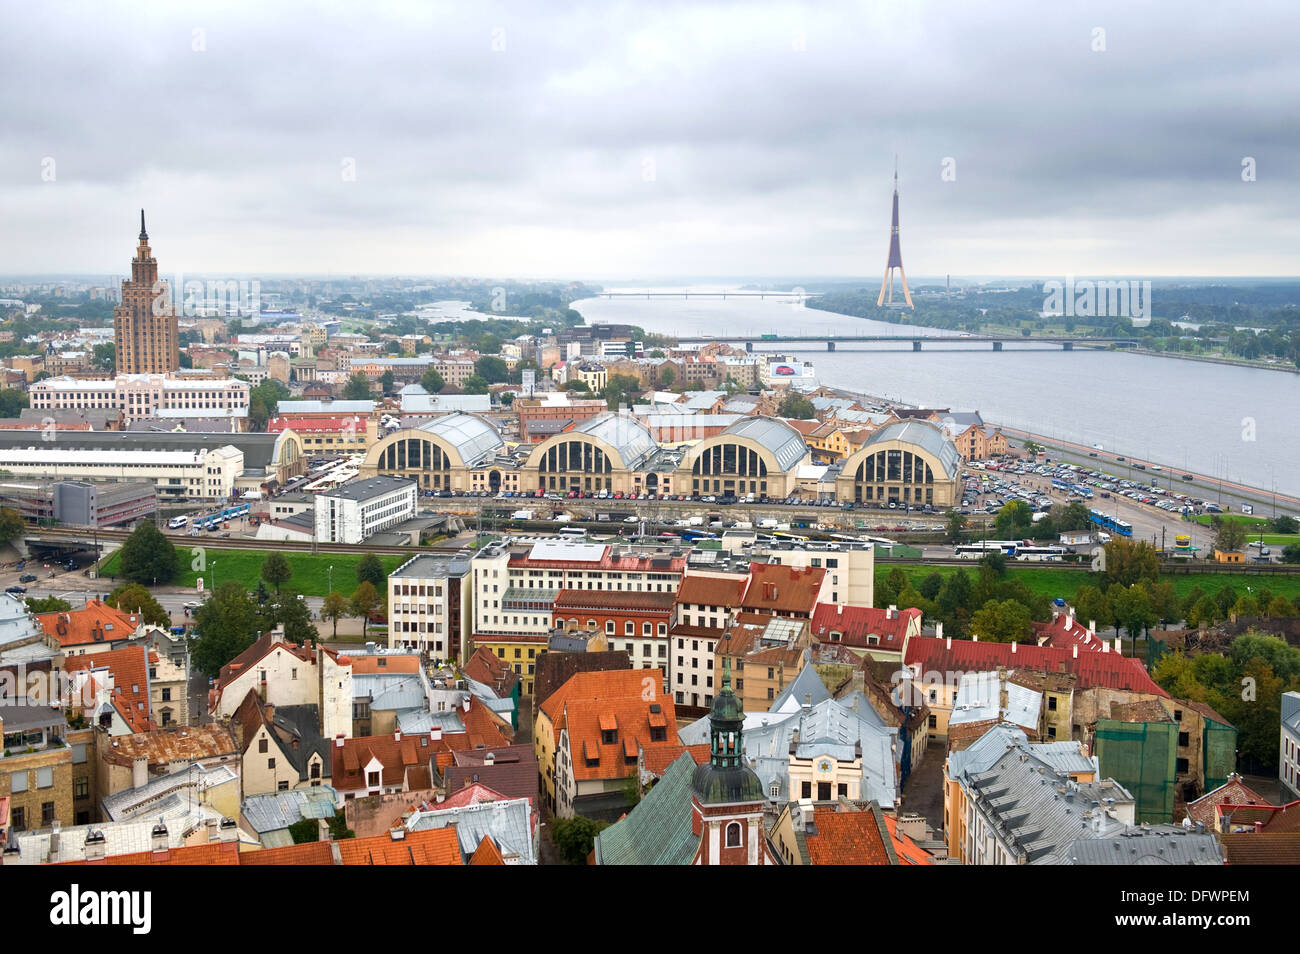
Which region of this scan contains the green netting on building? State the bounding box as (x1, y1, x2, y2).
(1095, 719, 1177, 824)
(1202, 720, 1238, 793)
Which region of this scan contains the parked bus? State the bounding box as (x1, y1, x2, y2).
(772, 531, 809, 542)
(557, 527, 587, 538)
(955, 541, 1020, 558)
(1014, 545, 1066, 562)
(167, 515, 189, 530)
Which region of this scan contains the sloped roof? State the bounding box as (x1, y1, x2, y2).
(1185, 776, 1268, 830)
(416, 412, 504, 467)
(721, 416, 808, 471)
(811, 602, 918, 651)
(1066, 826, 1223, 865)
(64, 644, 154, 732)
(594, 751, 698, 865)
(805, 804, 893, 865)
(572, 412, 658, 469)
(860, 419, 961, 479)
(37, 599, 140, 648)
(676, 574, 747, 608)
(741, 563, 825, 615)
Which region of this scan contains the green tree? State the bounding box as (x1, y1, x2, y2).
(380, 369, 395, 395)
(657, 365, 676, 388)
(1282, 544, 1300, 564)
(969, 599, 1034, 643)
(945, 510, 968, 544)
(978, 551, 1007, 577)
(248, 378, 289, 430)
(191, 581, 265, 677)
(462, 375, 490, 395)
(562, 379, 590, 393)
(1233, 659, 1288, 769)
(918, 572, 944, 601)
(1232, 593, 1260, 617)
(1229, 632, 1300, 682)
(1266, 595, 1297, 617)
(267, 593, 316, 645)
(117, 521, 180, 585)
(1213, 517, 1248, 554)
(1186, 594, 1221, 628)
(1101, 538, 1160, 589)
(350, 581, 381, 625)
(1055, 501, 1093, 533)
(25, 596, 72, 613)
(600, 373, 645, 410)
(1072, 585, 1110, 633)
(0, 389, 30, 418)
(92, 341, 116, 372)
(0, 506, 25, 546)
(106, 583, 170, 628)
(342, 372, 373, 401)
(777, 394, 816, 419)
(261, 551, 292, 594)
(420, 367, 446, 394)
(1268, 515, 1299, 534)
(993, 500, 1033, 539)
(322, 590, 349, 638)
(356, 554, 385, 590)
(477, 333, 502, 355)
(474, 356, 510, 383)
(551, 816, 609, 865)
(1110, 583, 1156, 657)
(1213, 585, 1238, 618)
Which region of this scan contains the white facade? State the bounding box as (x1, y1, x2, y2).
(29, 373, 250, 422)
(1282, 691, 1300, 802)
(0, 445, 242, 500)
(387, 555, 470, 660)
(211, 636, 352, 739)
(314, 477, 417, 544)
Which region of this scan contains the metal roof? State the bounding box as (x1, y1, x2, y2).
(949, 671, 1042, 731)
(573, 412, 658, 469)
(594, 751, 698, 865)
(406, 796, 537, 864)
(860, 420, 962, 479)
(416, 412, 504, 467)
(240, 786, 343, 834)
(1066, 825, 1223, 865)
(720, 417, 808, 472)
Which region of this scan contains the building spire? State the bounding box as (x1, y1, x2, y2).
(139, 209, 148, 241)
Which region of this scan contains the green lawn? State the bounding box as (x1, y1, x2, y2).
(98, 548, 407, 597)
(876, 564, 1300, 603)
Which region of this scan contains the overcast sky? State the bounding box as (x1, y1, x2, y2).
(2, 0, 1297, 279)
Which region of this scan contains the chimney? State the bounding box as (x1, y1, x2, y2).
(972, 634, 978, 642)
(263, 702, 274, 724)
(888, 605, 897, 619)
(47, 821, 61, 864)
(218, 818, 238, 843)
(462, 697, 470, 713)
(935, 621, 943, 640)
(335, 733, 345, 748)
(205, 818, 219, 842)
(132, 755, 149, 790)
(394, 729, 402, 743)
(318, 817, 331, 842)
(945, 635, 952, 650)
(1113, 637, 1121, 654)
(484, 752, 496, 766)
(431, 725, 443, 741)
(84, 829, 106, 862)
(1011, 641, 1017, 654)
(1072, 644, 1079, 659)
(1088, 619, 1096, 637)
(151, 821, 169, 852)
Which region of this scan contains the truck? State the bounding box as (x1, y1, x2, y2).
(1059, 531, 1093, 547)
(511, 509, 535, 520)
(758, 518, 779, 530)
(686, 516, 704, 527)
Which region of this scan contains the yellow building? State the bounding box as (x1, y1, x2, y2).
(836, 419, 961, 508)
(471, 633, 548, 696)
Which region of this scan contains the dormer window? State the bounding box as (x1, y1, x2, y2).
(830, 631, 841, 642)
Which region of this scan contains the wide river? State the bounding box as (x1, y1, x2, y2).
(573, 291, 1300, 498)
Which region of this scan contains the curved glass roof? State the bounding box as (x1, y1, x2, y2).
(574, 412, 658, 469)
(418, 413, 504, 467)
(862, 420, 962, 478)
(720, 417, 808, 472)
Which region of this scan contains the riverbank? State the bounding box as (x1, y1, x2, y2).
(1124, 347, 1300, 374)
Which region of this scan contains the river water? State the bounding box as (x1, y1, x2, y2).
(574, 292, 1300, 497)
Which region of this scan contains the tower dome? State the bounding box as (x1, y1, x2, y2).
(691, 660, 765, 804)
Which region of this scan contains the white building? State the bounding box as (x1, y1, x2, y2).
(1282, 691, 1300, 802)
(0, 445, 243, 500)
(314, 476, 417, 544)
(386, 553, 474, 662)
(29, 373, 251, 423)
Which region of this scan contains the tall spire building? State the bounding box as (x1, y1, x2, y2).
(876, 161, 914, 309)
(114, 210, 179, 375)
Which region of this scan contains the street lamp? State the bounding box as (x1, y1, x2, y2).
(328, 565, 334, 594)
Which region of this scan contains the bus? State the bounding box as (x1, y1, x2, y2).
(167, 515, 189, 530)
(220, 503, 251, 521)
(772, 530, 809, 542)
(557, 527, 588, 539)
(1014, 545, 1067, 562)
(1088, 509, 1134, 537)
(955, 540, 1020, 558)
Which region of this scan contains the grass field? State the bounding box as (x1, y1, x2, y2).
(99, 548, 407, 597)
(876, 564, 1300, 602)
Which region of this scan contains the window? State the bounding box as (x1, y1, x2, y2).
(161, 688, 171, 702)
(837, 783, 848, 798)
(37, 766, 53, 789)
(770, 782, 781, 798)
(625, 621, 635, 636)
(1177, 757, 1190, 774)
(605, 620, 615, 635)
(801, 781, 812, 799)
(268, 758, 276, 770)
(10, 806, 25, 831)
(259, 738, 268, 754)
(42, 801, 55, 826)
(278, 781, 290, 791)
(928, 714, 937, 729)
(1047, 696, 1057, 711)
(74, 778, 89, 801)
(367, 770, 380, 787)
(1178, 732, 1190, 748)
(725, 822, 742, 848)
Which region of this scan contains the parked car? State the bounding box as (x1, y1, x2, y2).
(18, 574, 37, 583)
(5, 585, 26, 595)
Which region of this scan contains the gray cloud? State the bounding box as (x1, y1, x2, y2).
(1, 0, 1296, 277)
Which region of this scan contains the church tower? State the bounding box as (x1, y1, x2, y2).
(690, 661, 772, 865)
(114, 210, 179, 375)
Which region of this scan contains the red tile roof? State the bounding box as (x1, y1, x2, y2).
(99, 724, 238, 770)
(811, 603, 918, 650)
(804, 805, 892, 865)
(741, 563, 825, 616)
(903, 637, 1167, 697)
(1217, 832, 1300, 865)
(676, 574, 747, 609)
(335, 828, 462, 865)
(341, 654, 421, 675)
(469, 835, 506, 865)
(1032, 613, 1114, 654)
(882, 815, 937, 865)
(641, 743, 710, 779)
(463, 646, 521, 698)
(37, 599, 140, 648)
(552, 589, 677, 614)
(1219, 800, 1300, 834)
(64, 645, 155, 732)
(541, 669, 679, 783)
(1186, 776, 1268, 830)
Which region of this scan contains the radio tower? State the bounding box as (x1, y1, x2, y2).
(876, 158, 913, 309)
